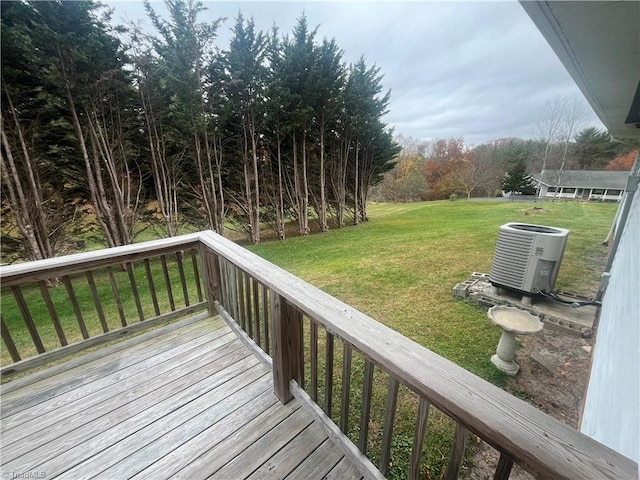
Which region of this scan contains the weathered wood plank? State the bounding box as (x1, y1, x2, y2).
(10, 286, 44, 353)
(262, 281, 270, 354)
(125, 262, 145, 321)
(324, 331, 334, 416)
(160, 254, 175, 311)
(208, 408, 312, 479)
(493, 452, 514, 480)
(175, 251, 190, 307)
(358, 359, 374, 454)
(4, 356, 262, 475)
(84, 271, 109, 333)
(134, 396, 299, 480)
(245, 421, 327, 479)
(98, 383, 276, 479)
(380, 376, 399, 476)
(0, 312, 211, 395)
(1, 315, 21, 362)
(106, 266, 127, 327)
(199, 230, 638, 480)
(62, 370, 272, 479)
(216, 301, 272, 368)
(253, 277, 260, 347)
(143, 258, 161, 316)
(445, 424, 469, 480)
(0, 302, 208, 379)
(290, 381, 384, 480)
(2, 326, 236, 444)
(310, 320, 318, 402)
(340, 342, 353, 433)
(238, 268, 247, 331)
(0, 233, 201, 287)
(284, 438, 344, 480)
(2, 338, 245, 463)
(410, 398, 431, 480)
(190, 249, 203, 302)
(62, 275, 89, 339)
(325, 457, 364, 480)
(1, 317, 220, 424)
(38, 280, 68, 344)
(271, 292, 303, 404)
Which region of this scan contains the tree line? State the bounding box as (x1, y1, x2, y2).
(1, 0, 400, 262)
(374, 124, 638, 203)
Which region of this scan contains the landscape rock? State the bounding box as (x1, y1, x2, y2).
(531, 345, 563, 372)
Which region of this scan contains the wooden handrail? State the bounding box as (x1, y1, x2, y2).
(0, 233, 201, 287)
(198, 230, 636, 480)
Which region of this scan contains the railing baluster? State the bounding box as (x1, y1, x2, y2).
(62, 276, 89, 339)
(445, 424, 469, 480)
(230, 264, 239, 320)
(84, 272, 108, 333)
(262, 283, 270, 355)
(252, 278, 260, 348)
(493, 452, 514, 480)
(143, 259, 161, 317)
(1, 315, 21, 362)
(410, 398, 431, 480)
(11, 286, 45, 353)
(340, 342, 353, 433)
(125, 262, 145, 322)
(324, 331, 334, 417)
(190, 249, 203, 302)
(380, 376, 399, 476)
(271, 292, 303, 403)
(160, 254, 175, 311)
(310, 320, 318, 402)
(237, 269, 246, 330)
(358, 359, 374, 454)
(244, 272, 252, 338)
(175, 251, 190, 307)
(38, 281, 68, 345)
(107, 266, 127, 327)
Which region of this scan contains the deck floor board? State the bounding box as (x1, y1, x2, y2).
(0, 315, 361, 480)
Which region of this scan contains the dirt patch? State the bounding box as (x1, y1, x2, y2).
(467, 326, 592, 479)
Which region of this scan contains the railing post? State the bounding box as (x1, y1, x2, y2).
(271, 292, 303, 404)
(198, 244, 221, 315)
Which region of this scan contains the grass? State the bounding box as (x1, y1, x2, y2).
(245, 199, 616, 478)
(247, 200, 615, 380)
(0, 199, 616, 478)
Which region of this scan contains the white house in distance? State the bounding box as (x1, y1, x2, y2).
(522, 0, 639, 467)
(533, 170, 629, 202)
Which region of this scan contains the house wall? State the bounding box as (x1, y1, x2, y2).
(580, 186, 639, 463)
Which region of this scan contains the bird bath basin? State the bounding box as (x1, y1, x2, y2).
(488, 305, 543, 376)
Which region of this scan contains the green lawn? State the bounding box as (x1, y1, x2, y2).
(248, 200, 615, 382)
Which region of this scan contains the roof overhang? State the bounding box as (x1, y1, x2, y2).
(520, 1, 640, 140)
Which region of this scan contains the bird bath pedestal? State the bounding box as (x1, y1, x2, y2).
(488, 305, 543, 376)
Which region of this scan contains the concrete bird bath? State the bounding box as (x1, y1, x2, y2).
(488, 305, 543, 376)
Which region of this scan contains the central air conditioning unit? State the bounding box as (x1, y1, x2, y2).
(490, 222, 569, 294)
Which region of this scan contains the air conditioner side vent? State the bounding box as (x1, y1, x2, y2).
(490, 231, 535, 290)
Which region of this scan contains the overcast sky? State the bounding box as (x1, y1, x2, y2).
(107, 0, 604, 147)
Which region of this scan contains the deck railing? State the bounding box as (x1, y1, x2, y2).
(0, 234, 206, 376)
(1, 231, 636, 479)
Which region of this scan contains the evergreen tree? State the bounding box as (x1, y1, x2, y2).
(501, 161, 536, 195)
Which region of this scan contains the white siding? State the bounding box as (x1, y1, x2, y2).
(580, 188, 640, 463)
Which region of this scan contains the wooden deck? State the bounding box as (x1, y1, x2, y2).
(0, 313, 362, 479)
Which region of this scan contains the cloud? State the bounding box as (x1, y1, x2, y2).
(107, 0, 604, 146)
